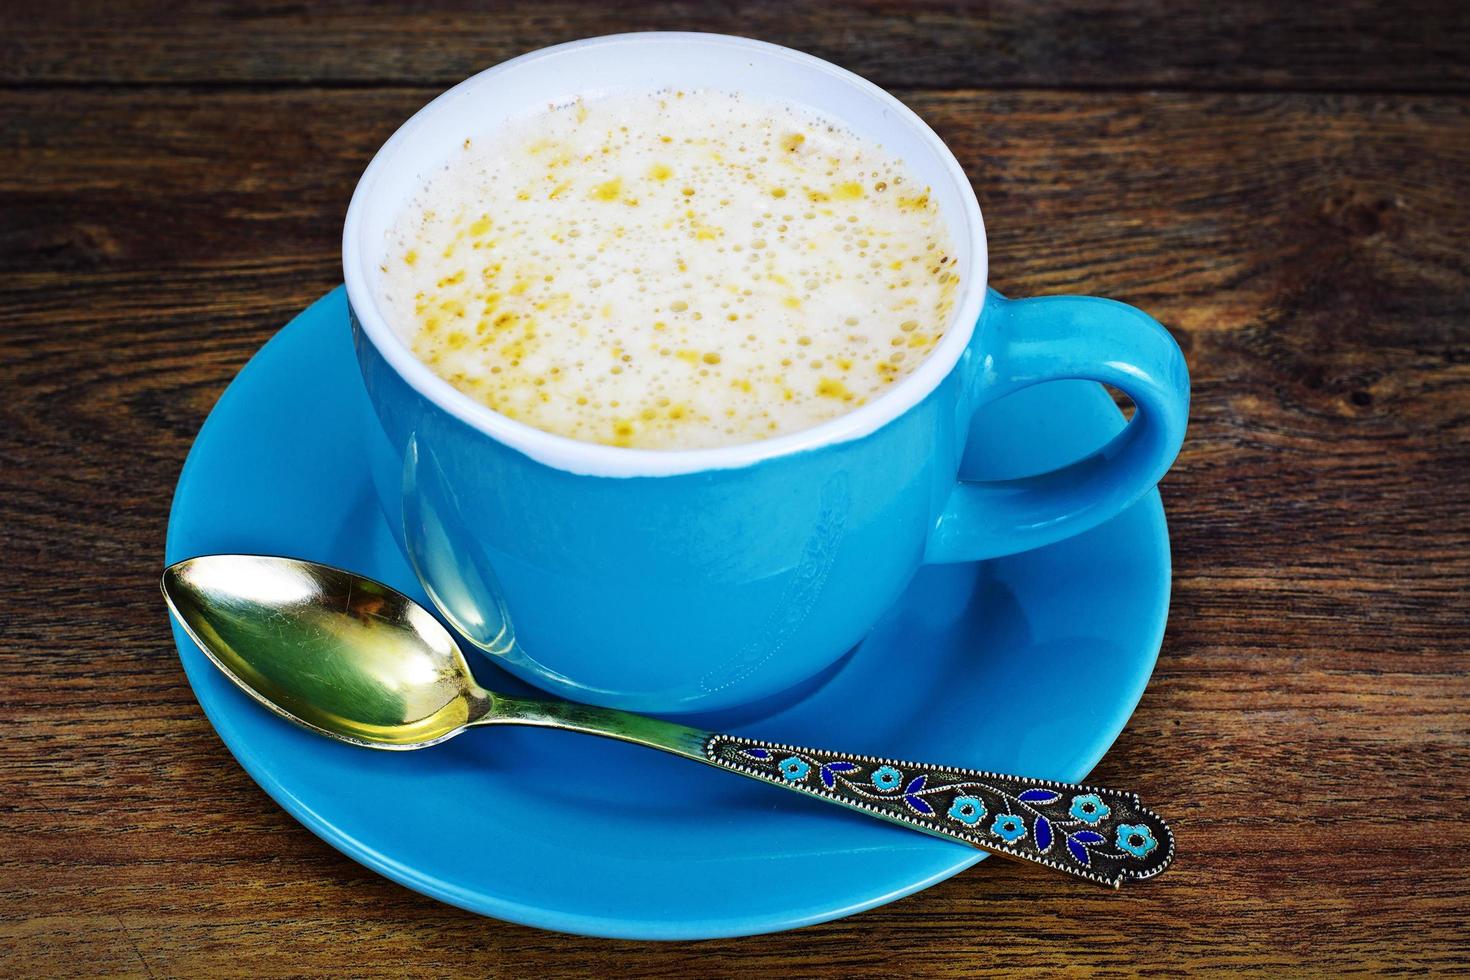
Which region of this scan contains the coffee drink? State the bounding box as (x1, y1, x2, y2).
(379, 90, 958, 449)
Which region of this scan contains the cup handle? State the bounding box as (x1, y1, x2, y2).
(925, 290, 1190, 563)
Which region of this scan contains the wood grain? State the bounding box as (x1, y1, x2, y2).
(3, 3, 1470, 976)
(3, 0, 1469, 92)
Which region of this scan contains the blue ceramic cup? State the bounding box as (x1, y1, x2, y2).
(345, 34, 1189, 713)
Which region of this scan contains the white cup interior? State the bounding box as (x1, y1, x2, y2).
(345, 32, 987, 476)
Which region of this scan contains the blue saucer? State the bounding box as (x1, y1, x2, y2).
(165, 288, 1170, 940)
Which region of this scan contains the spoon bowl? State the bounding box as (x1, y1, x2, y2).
(163, 555, 488, 748)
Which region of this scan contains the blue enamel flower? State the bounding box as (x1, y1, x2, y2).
(870, 765, 902, 792)
(990, 813, 1027, 843)
(1069, 793, 1111, 825)
(947, 795, 986, 826)
(1116, 823, 1158, 858)
(778, 756, 810, 782)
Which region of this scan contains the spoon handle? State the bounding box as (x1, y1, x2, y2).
(489, 697, 1172, 887)
(702, 734, 1173, 888)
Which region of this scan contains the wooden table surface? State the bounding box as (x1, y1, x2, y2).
(3, 2, 1468, 975)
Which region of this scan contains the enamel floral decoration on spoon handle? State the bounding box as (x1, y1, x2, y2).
(705, 735, 1173, 887)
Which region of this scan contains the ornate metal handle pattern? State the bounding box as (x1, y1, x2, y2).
(705, 734, 1173, 887)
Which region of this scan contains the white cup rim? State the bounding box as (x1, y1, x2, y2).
(343, 32, 987, 477)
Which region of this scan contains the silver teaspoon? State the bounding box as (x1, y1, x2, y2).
(162, 554, 1173, 887)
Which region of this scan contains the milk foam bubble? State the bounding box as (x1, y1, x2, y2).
(379, 90, 959, 449)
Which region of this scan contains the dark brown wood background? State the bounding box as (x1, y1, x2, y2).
(3, 2, 1468, 975)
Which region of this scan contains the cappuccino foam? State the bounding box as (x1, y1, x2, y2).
(379, 90, 959, 449)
